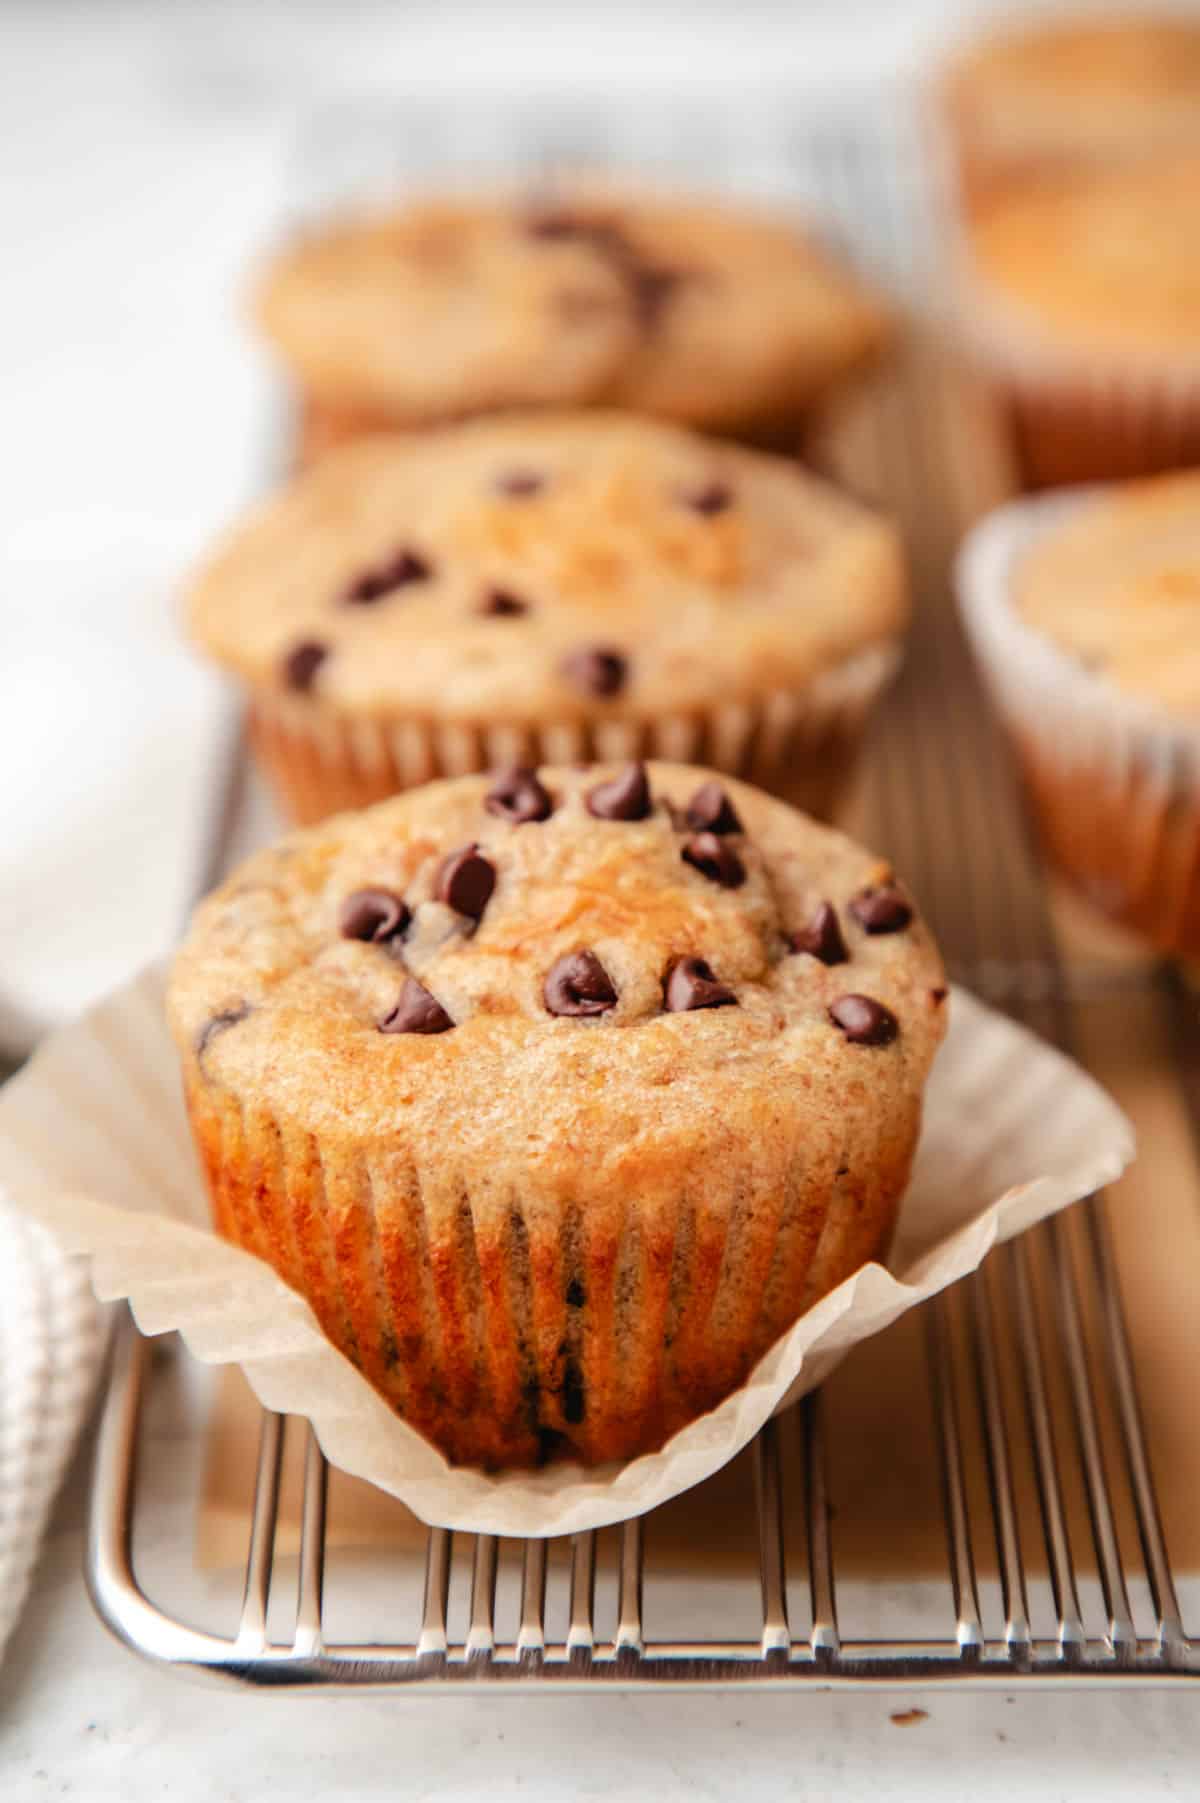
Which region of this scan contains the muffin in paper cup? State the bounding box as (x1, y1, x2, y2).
(957, 475, 1200, 957)
(167, 762, 948, 1471)
(932, 13, 1200, 217)
(951, 152, 1200, 488)
(256, 183, 890, 458)
(188, 412, 907, 824)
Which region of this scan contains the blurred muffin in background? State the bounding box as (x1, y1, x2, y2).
(954, 152, 1200, 486)
(254, 187, 890, 461)
(935, 12, 1200, 211)
(959, 471, 1200, 957)
(186, 412, 907, 825)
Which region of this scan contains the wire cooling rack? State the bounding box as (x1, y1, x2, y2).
(85, 96, 1200, 1689)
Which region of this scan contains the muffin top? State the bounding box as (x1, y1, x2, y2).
(168, 764, 947, 1159)
(187, 413, 906, 722)
(255, 187, 888, 431)
(963, 153, 1200, 361)
(941, 15, 1200, 157)
(1018, 471, 1200, 721)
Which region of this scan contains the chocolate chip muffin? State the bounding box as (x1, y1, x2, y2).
(255, 187, 889, 458)
(936, 13, 1200, 211)
(186, 412, 907, 824)
(168, 763, 947, 1470)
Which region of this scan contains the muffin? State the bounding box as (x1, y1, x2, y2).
(955, 153, 1200, 485)
(958, 472, 1200, 956)
(255, 187, 890, 459)
(186, 412, 908, 825)
(168, 762, 947, 1469)
(936, 13, 1200, 210)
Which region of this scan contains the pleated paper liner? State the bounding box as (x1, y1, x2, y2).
(246, 641, 901, 826)
(0, 964, 1131, 1536)
(949, 256, 1200, 488)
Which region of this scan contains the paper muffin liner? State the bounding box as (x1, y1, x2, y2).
(181, 1055, 915, 1472)
(246, 640, 901, 827)
(949, 245, 1200, 488)
(957, 489, 1200, 956)
(0, 964, 1132, 1536)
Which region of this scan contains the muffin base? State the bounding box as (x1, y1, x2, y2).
(182, 1068, 914, 1470)
(957, 491, 1200, 957)
(247, 642, 901, 826)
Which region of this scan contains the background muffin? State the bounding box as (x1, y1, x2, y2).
(935, 12, 1200, 211)
(187, 412, 907, 824)
(954, 152, 1200, 486)
(959, 472, 1200, 956)
(168, 763, 947, 1470)
(256, 186, 890, 459)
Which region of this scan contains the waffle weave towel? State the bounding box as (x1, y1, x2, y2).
(0, 1199, 104, 1660)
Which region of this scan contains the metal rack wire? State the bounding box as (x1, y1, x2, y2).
(84, 99, 1200, 1690)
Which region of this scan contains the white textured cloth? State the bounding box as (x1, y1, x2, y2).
(0, 1201, 104, 1661)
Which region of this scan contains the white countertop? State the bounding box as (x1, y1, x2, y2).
(4, 2, 1200, 1794)
(4, 1425, 1196, 1802)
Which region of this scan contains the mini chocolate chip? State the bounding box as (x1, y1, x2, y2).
(629, 263, 683, 328)
(679, 480, 733, 516)
(485, 767, 553, 825)
(494, 469, 544, 498)
(849, 885, 913, 934)
(339, 887, 410, 945)
(829, 994, 899, 1047)
(196, 1002, 250, 1061)
(436, 844, 496, 920)
(664, 956, 737, 1013)
(525, 209, 586, 241)
(682, 833, 746, 889)
(684, 780, 742, 835)
(342, 548, 431, 605)
(930, 986, 948, 1005)
(480, 587, 529, 617)
(566, 1278, 586, 1308)
(790, 902, 848, 966)
(586, 761, 650, 821)
(561, 644, 627, 697)
(543, 949, 618, 1017)
(379, 978, 454, 1036)
(282, 640, 328, 692)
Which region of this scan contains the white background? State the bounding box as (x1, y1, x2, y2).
(3, 2, 1199, 1796)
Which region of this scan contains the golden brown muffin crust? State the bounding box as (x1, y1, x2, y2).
(963, 153, 1200, 361)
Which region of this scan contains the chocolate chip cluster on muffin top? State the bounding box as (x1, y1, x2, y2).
(169, 764, 945, 1467)
(256, 187, 889, 445)
(187, 412, 905, 728)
